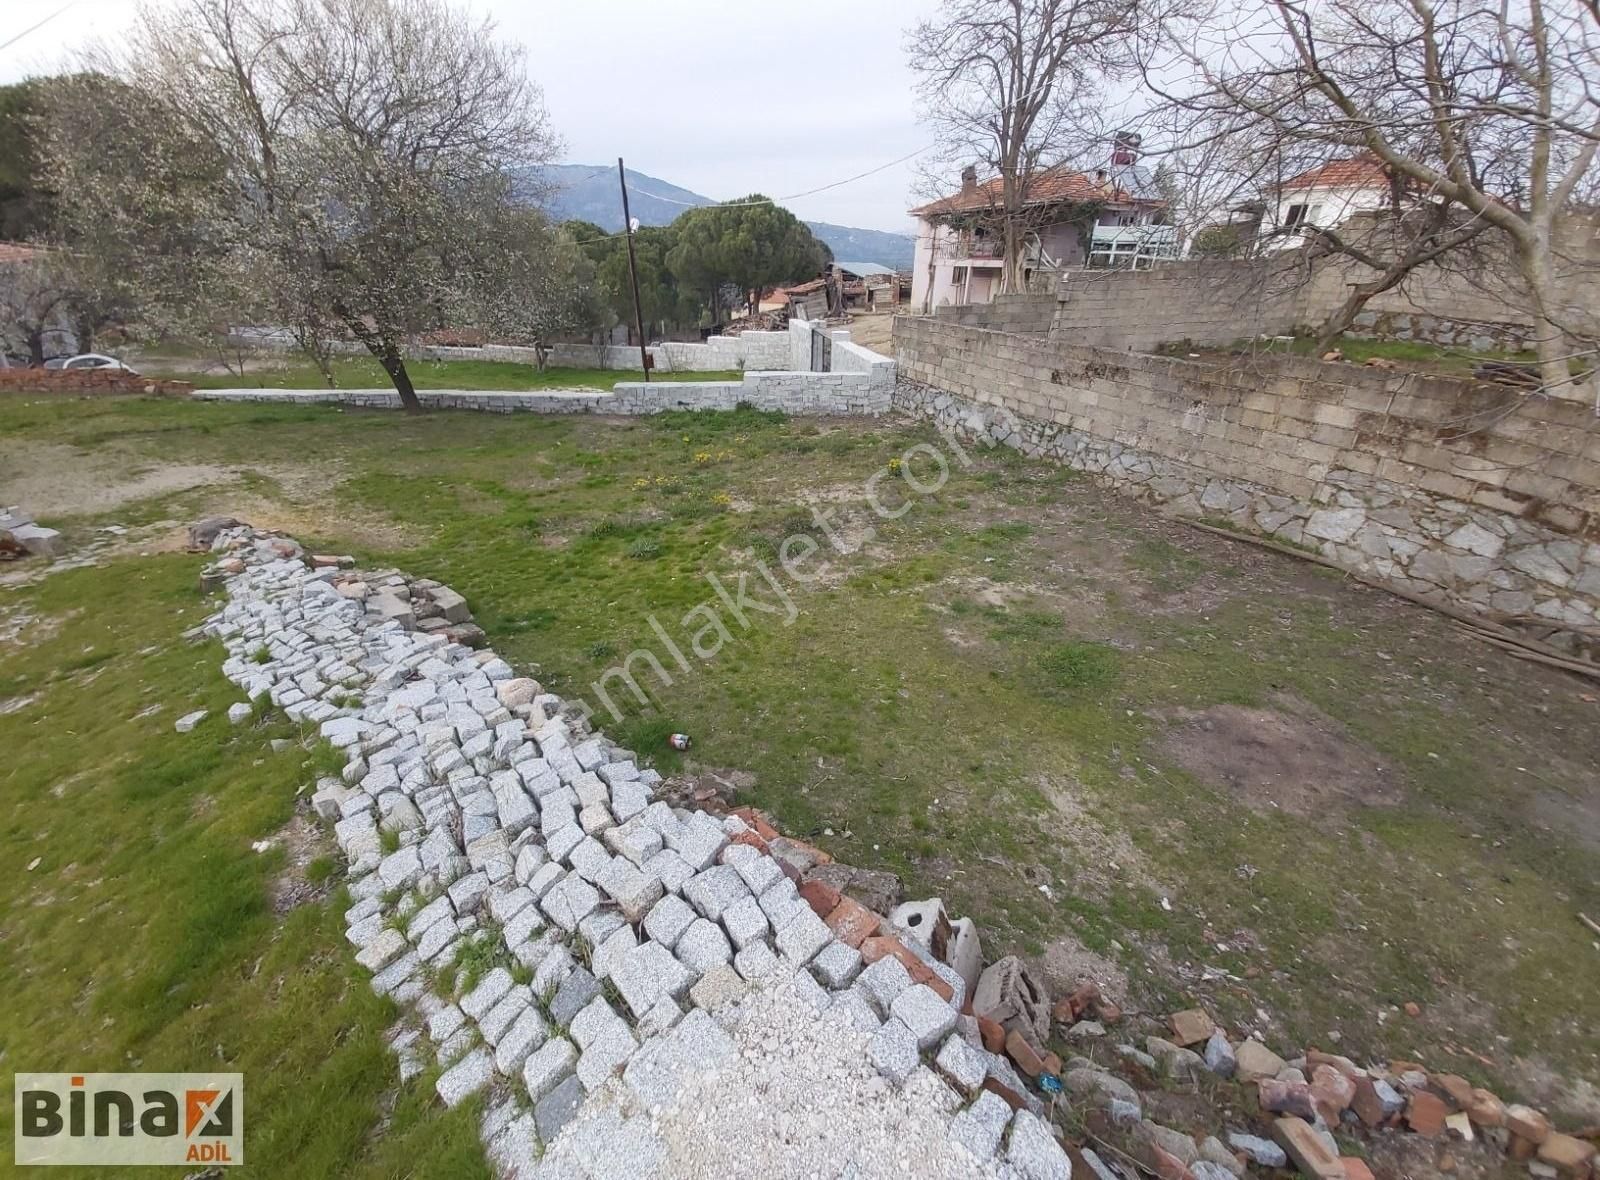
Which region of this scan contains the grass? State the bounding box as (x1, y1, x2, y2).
(1162, 331, 1544, 376)
(3, 394, 1598, 1128)
(147, 354, 741, 391)
(0, 557, 488, 1179)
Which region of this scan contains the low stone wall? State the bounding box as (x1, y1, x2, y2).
(226, 331, 795, 373)
(893, 315, 1600, 632)
(194, 370, 894, 419)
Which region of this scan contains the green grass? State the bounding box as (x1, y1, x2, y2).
(3, 394, 1598, 1125)
(0, 557, 488, 1179)
(1165, 332, 1543, 376)
(151, 355, 741, 391)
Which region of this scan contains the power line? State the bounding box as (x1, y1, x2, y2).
(0, 0, 80, 54)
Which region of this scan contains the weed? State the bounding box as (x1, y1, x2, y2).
(378, 827, 401, 855)
(305, 855, 338, 884)
(250, 645, 272, 664)
(626, 536, 662, 560)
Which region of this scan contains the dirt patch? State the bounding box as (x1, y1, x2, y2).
(1159, 696, 1404, 817)
(1527, 787, 1600, 855)
(0, 442, 244, 518)
(1037, 932, 1130, 1000)
(267, 810, 333, 914)
(1038, 775, 1157, 898)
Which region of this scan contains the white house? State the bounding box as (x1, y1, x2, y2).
(1263, 155, 1392, 250)
(909, 146, 1172, 312)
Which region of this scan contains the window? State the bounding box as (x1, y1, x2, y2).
(951, 266, 968, 285)
(1284, 203, 1323, 229)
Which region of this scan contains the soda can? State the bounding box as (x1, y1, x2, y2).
(669, 733, 691, 751)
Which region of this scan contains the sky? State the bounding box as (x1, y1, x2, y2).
(0, 0, 946, 234)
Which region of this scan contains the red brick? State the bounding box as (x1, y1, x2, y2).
(1507, 1104, 1552, 1145)
(1538, 1133, 1597, 1177)
(1259, 1078, 1317, 1120)
(1311, 1064, 1357, 1124)
(1097, 1001, 1122, 1023)
(1349, 1077, 1387, 1128)
(1273, 1117, 1345, 1180)
(798, 879, 841, 918)
(729, 829, 770, 855)
(823, 897, 880, 948)
(977, 1015, 1006, 1054)
(1466, 1088, 1505, 1128)
(1341, 1158, 1376, 1180)
(1051, 996, 1076, 1025)
(1433, 1073, 1473, 1109)
(1407, 1091, 1449, 1137)
(981, 1075, 1029, 1112)
(1005, 1028, 1045, 1078)
(925, 974, 954, 1003)
(729, 806, 780, 841)
(1145, 1145, 1190, 1180)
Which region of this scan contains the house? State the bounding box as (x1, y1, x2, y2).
(1262, 154, 1393, 250)
(832, 262, 903, 310)
(908, 138, 1173, 311)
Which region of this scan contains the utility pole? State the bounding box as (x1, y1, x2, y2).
(617, 157, 651, 381)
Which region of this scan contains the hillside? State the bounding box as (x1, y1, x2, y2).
(527, 163, 915, 271)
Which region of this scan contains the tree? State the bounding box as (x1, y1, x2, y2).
(43, 0, 578, 412)
(907, 0, 1142, 293)
(1146, 0, 1600, 398)
(0, 249, 72, 365)
(0, 80, 57, 242)
(667, 198, 830, 321)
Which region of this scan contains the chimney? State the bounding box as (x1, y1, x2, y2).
(960, 164, 977, 195)
(1111, 131, 1141, 167)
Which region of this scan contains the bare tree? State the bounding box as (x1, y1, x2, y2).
(43, 0, 583, 412)
(907, 0, 1142, 293)
(0, 249, 72, 366)
(1145, 0, 1600, 398)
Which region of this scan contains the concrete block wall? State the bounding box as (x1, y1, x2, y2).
(892, 315, 1600, 632)
(933, 292, 1059, 335)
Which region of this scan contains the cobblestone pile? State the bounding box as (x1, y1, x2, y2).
(199, 526, 1071, 1180)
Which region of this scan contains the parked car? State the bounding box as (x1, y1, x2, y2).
(58, 353, 140, 375)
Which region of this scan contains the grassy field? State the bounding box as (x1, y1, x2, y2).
(140, 354, 741, 391)
(2, 395, 1598, 1170)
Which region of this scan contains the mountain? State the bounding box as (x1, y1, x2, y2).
(526, 164, 915, 272)
(800, 221, 916, 272)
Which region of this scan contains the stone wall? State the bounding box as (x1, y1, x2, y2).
(892, 315, 1600, 630)
(226, 331, 796, 373)
(933, 294, 1059, 335)
(943, 242, 1579, 354)
(194, 359, 896, 419)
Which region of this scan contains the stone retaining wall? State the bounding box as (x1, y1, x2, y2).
(893, 316, 1600, 631)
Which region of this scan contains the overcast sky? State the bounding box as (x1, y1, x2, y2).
(0, 0, 945, 233)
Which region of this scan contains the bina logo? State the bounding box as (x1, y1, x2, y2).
(14, 1072, 244, 1167)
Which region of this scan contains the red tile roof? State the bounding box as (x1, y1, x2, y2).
(1282, 155, 1389, 192)
(910, 166, 1160, 216)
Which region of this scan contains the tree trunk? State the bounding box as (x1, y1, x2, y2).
(375, 340, 423, 413)
(1313, 269, 1411, 353)
(27, 328, 44, 367)
(75, 314, 94, 355)
(1520, 243, 1577, 398)
(333, 303, 424, 412)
